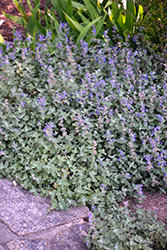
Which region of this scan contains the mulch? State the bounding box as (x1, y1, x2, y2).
(0, 0, 52, 42)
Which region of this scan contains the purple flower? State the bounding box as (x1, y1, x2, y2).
(92, 25, 96, 37)
(37, 97, 46, 111)
(43, 122, 55, 140)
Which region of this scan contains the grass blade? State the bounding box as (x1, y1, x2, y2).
(49, 11, 60, 36)
(71, 1, 87, 11)
(27, 0, 33, 12)
(77, 11, 90, 23)
(83, 0, 99, 20)
(63, 11, 84, 32)
(111, 2, 124, 38)
(28, 3, 40, 36)
(31, 13, 46, 36)
(86, 14, 106, 45)
(2, 12, 23, 25)
(111, 1, 120, 21)
(12, 0, 29, 22)
(50, 0, 62, 18)
(76, 16, 101, 44)
(124, 1, 136, 32)
(66, 0, 73, 17)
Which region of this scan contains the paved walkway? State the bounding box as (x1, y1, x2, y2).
(0, 179, 90, 250)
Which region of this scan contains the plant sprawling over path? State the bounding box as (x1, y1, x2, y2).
(0, 25, 167, 249)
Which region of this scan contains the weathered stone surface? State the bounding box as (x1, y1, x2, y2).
(52, 224, 89, 250)
(0, 179, 89, 236)
(0, 179, 90, 249)
(0, 222, 19, 244)
(7, 240, 47, 250)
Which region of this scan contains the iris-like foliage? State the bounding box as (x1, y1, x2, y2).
(0, 24, 167, 249)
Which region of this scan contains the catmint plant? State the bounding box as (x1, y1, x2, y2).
(0, 23, 167, 249)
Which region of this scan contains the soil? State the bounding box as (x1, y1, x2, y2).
(0, 0, 54, 42)
(1, 0, 167, 227)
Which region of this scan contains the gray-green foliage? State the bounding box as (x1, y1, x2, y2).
(0, 25, 167, 249)
(84, 196, 167, 249)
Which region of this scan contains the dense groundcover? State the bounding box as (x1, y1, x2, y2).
(0, 26, 167, 249)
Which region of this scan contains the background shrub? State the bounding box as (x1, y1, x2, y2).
(133, 0, 167, 59)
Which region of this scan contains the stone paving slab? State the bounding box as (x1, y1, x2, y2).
(0, 179, 90, 250)
(52, 224, 89, 250)
(7, 240, 47, 250)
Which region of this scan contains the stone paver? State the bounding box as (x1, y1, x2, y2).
(52, 224, 89, 250)
(0, 179, 90, 250)
(7, 240, 47, 250)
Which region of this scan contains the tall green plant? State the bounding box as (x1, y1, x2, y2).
(1, 0, 144, 48)
(31, 0, 106, 45)
(3, 0, 165, 57)
(2, 0, 103, 48)
(61, 0, 144, 44)
(98, 0, 143, 38)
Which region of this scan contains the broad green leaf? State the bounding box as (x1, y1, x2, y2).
(50, 0, 58, 10)
(12, 0, 29, 22)
(111, 2, 124, 38)
(31, 13, 46, 36)
(44, 0, 51, 11)
(66, 0, 73, 17)
(105, 14, 114, 31)
(83, 0, 99, 20)
(2, 12, 24, 26)
(33, 0, 40, 5)
(115, 16, 124, 38)
(127, 0, 136, 18)
(53, 0, 67, 22)
(58, 0, 66, 10)
(111, 1, 120, 21)
(31, 3, 40, 16)
(50, 0, 63, 18)
(33, 25, 39, 41)
(28, 3, 40, 36)
(76, 16, 101, 44)
(63, 11, 84, 32)
(86, 14, 107, 45)
(27, 0, 33, 12)
(104, 0, 112, 9)
(52, 13, 60, 36)
(71, 1, 87, 11)
(77, 11, 90, 23)
(124, 1, 136, 32)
